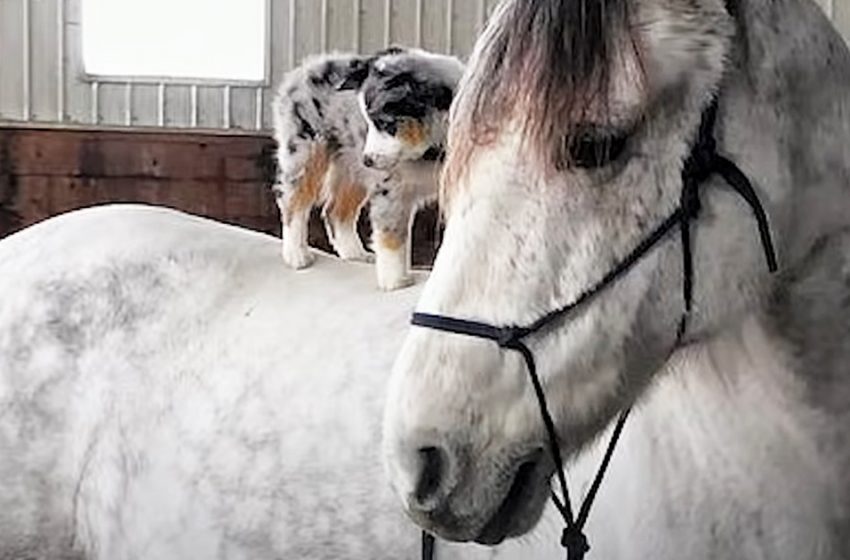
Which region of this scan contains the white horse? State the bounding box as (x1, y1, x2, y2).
(0, 205, 567, 559)
(383, 0, 850, 558)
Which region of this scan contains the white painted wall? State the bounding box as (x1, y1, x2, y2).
(0, 0, 847, 132)
(0, 0, 501, 132)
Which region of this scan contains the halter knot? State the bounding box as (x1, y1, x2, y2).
(496, 326, 527, 349)
(561, 526, 590, 560)
(682, 104, 720, 187)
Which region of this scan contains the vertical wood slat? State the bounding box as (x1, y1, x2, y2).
(22, 0, 31, 120)
(124, 83, 132, 126)
(223, 85, 232, 129)
(415, 0, 423, 47)
(384, 0, 392, 47)
(445, 0, 454, 53)
(321, 0, 329, 52)
(190, 84, 199, 127)
(91, 81, 99, 124)
(255, 87, 263, 130)
(477, 0, 486, 32)
(57, 0, 65, 121)
(352, 0, 361, 51)
(157, 82, 165, 127)
(288, 0, 297, 69)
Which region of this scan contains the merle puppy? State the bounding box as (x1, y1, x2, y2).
(272, 47, 464, 290)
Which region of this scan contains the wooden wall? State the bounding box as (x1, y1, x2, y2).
(0, 127, 278, 234)
(0, 127, 441, 265)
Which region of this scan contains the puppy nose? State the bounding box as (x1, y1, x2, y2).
(363, 155, 376, 168)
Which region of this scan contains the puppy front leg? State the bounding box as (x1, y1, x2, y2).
(369, 184, 416, 291)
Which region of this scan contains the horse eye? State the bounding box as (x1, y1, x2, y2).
(568, 129, 628, 169)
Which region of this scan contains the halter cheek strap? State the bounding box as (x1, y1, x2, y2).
(415, 98, 778, 560)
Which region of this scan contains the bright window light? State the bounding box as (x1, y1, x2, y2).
(82, 0, 267, 82)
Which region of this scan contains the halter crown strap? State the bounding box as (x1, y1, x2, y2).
(415, 97, 778, 560)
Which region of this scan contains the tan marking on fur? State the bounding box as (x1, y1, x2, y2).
(398, 120, 428, 148)
(285, 145, 330, 223)
(327, 181, 368, 225)
(376, 230, 405, 251)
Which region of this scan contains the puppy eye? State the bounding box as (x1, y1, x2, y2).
(567, 127, 628, 169)
(374, 117, 397, 136)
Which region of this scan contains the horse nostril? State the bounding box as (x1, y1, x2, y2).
(414, 446, 445, 504)
(363, 155, 375, 167)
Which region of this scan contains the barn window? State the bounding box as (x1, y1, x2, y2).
(81, 0, 268, 83)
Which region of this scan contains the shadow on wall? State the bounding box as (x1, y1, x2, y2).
(0, 127, 441, 267)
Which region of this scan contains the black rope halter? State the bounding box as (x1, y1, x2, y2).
(415, 98, 778, 560)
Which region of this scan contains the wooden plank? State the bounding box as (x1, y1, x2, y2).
(327, 0, 355, 52)
(0, 0, 25, 121)
(6, 129, 272, 180)
(295, 0, 323, 61)
(10, 175, 52, 226)
(388, 0, 417, 47)
(8, 131, 83, 176)
(133, 84, 160, 127)
(29, 0, 60, 122)
(358, 0, 387, 54)
(63, 21, 92, 124)
(98, 83, 125, 126)
(230, 87, 255, 131)
(198, 86, 224, 129)
(450, 0, 478, 57)
(421, 0, 447, 53)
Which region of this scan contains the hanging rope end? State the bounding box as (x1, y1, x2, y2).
(763, 238, 779, 273)
(561, 526, 590, 560)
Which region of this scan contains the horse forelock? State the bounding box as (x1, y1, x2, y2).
(442, 0, 642, 201)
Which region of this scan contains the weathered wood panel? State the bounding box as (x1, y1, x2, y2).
(0, 127, 440, 265)
(0, 128, 277, 233)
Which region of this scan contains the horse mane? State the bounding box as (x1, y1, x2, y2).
(443, 0, 639, 194)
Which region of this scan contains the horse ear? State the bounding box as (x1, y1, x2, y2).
(337, 59, 373, 91)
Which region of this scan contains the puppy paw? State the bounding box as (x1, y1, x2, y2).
(281, 243, 315, 270)
(377, 270, 414, 291)
(337, 248, 375, 264)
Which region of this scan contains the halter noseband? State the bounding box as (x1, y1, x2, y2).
(413, 98, 778, 560)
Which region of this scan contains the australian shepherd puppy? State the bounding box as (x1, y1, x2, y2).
(272, 47, 464, 290)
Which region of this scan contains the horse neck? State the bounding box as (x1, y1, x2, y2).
(586, 313, 845, 557)
(645, 314, 823, 466)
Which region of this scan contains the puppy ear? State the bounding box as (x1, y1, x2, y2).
(337, 59, 373, 91)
